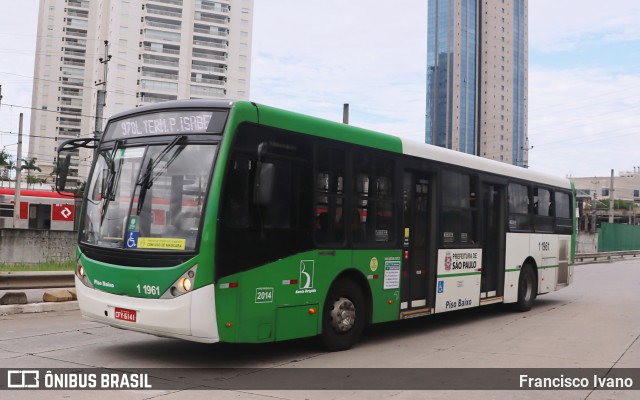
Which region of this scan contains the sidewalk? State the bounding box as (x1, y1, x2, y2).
(0, 288, 79, 315)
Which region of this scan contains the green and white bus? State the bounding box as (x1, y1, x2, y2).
(58, 100, 575, 351)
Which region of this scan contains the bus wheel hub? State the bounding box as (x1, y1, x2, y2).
(330, 297, 356, 332)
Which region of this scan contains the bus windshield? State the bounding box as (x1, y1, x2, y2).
(80, 143, 216, 252)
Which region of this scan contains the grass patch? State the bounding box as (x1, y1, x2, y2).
(0, 260, 75, 272)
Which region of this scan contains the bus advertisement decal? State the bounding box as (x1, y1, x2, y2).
(383, 257, 401, 290)
(137, 237, 186, 250)
(295, 260, 316, 294)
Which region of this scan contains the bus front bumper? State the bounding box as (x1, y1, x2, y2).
(75, 276, 220, 343)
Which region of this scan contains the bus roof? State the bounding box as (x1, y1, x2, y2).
(106, 99, 571, 189)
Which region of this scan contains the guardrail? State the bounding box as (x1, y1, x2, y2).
(575, 250, 640, 263)
(0, 271, 75, 290)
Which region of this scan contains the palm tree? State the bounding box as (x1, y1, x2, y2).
(0, 150, 10, 187)
(5, 159, 16, 189)
(21, 157, 42, 189)
(0, 150, 12, 188)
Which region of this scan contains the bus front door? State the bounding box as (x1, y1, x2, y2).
(481, 183, 506, 298)
(400, 172, 432, 315)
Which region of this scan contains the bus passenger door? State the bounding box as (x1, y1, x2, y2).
(400, 172, 431, 314)
(481, 183, 506, 298)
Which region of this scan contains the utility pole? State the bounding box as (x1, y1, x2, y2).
(591, 177, 599, 232)
(520, 143, 533, 168)
(609, 169, 614, 224)
(94, 41, 111, 140)
(12, 113, 23, 228)
(342, 103, 349, 125)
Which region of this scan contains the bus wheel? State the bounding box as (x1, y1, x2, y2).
(515, 264, 537, 312)
(321, 278, 366, 351)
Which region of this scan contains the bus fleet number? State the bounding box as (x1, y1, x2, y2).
(539, 241, 550, 252)
(137, 284, 160, 296)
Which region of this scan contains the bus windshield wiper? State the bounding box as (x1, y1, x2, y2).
(100, 140, 123, 223)
(135, 135, 186, 215)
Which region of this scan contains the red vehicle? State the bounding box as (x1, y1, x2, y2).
(0, 188, 76, 230)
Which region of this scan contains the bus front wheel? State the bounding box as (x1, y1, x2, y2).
(321, 278, 366, 351)
(514, 264, 537, 312)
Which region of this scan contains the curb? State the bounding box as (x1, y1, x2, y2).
(0, 300, 79, 316)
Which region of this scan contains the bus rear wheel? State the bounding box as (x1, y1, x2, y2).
(321, 278, 366, 351)
(514, 264, 537, 312)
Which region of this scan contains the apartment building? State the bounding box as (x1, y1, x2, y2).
(28, 0, 253, 182)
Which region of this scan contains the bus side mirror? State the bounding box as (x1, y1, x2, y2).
(57, 154, 71, 192)
(254, 162, 275, 205)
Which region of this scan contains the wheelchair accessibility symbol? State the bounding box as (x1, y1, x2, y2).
(126, 231, 139, 249)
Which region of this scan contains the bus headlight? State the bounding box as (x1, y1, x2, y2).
(76, 259, 94, 288)
(161, 265, 197, 298)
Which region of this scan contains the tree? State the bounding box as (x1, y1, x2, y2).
(21, 157, 42, 189)
(4, 159, 16, 189)
(0, 151, 14, 188)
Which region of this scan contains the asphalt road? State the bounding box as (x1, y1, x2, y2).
(1, 260, 639, 399)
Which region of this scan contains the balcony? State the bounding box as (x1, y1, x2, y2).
(193, 24, 228, 37)
(143, 41, 180, 55)
(148, 0, 183, 6)
(143, 54, 179, 68)
(145, 16, 181, 31)
(197, 1, 230, 14)
(147, 5, 182, 19)
(67, 10, 89, 19)
(63, 37, 87, 48)
(190, 85, 225, 97)
(140, 92, 178, 104)
(193, 36, 227, 50)
(61, 88, 83, 97)
(59, 118, 81, 127)
(192, 50, 227, 62)
(68, 0, 89, 9)
(61, 67, 84, 78)
(65, 28, 87, 38)
(141, 79, 178, 93)
(191, 76, 225, 86)
(64, 48, 86, 58)
(141, 67, 179, 80)
(63, 59, 85, 67)
(61, 77, 84, 87)
(60, 97, 83, 107)
(191, 60, 226, 74)
(194, 12, 228, 26)
(144, 29, 181, 43)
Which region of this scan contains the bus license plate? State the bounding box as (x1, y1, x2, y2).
(114, 307, 137, 323)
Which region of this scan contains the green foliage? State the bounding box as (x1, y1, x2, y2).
(0, 260, 75, 271)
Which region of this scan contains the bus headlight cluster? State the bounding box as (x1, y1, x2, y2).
(76, 259, 94, 288)
(161, 265, 197, 298)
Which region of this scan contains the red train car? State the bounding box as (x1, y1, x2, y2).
(0, 188, 76, 230)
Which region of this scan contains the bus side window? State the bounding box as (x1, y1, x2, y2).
(441, 170, 477, 245)
(533, 187, 553, 232)
(221, 154, 252, 228)
(554, 191, 573, 234)
(352, 153, 396, 246)
(508, 183, 531, 231)
(315, 146, 345, 245)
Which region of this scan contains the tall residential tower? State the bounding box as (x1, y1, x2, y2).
(29, 0, 253, 183)
(425, 0, 528, 167)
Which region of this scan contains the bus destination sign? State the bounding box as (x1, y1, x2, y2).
(104, 110, 226, 141)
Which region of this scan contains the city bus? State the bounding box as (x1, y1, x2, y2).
(57, 99, 575, 351)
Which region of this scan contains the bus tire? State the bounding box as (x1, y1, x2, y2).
(321, 278, 366, 351)
(514, 264, 537, 312)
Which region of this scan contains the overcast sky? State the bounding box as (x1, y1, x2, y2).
(1, 0, 639, 179)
